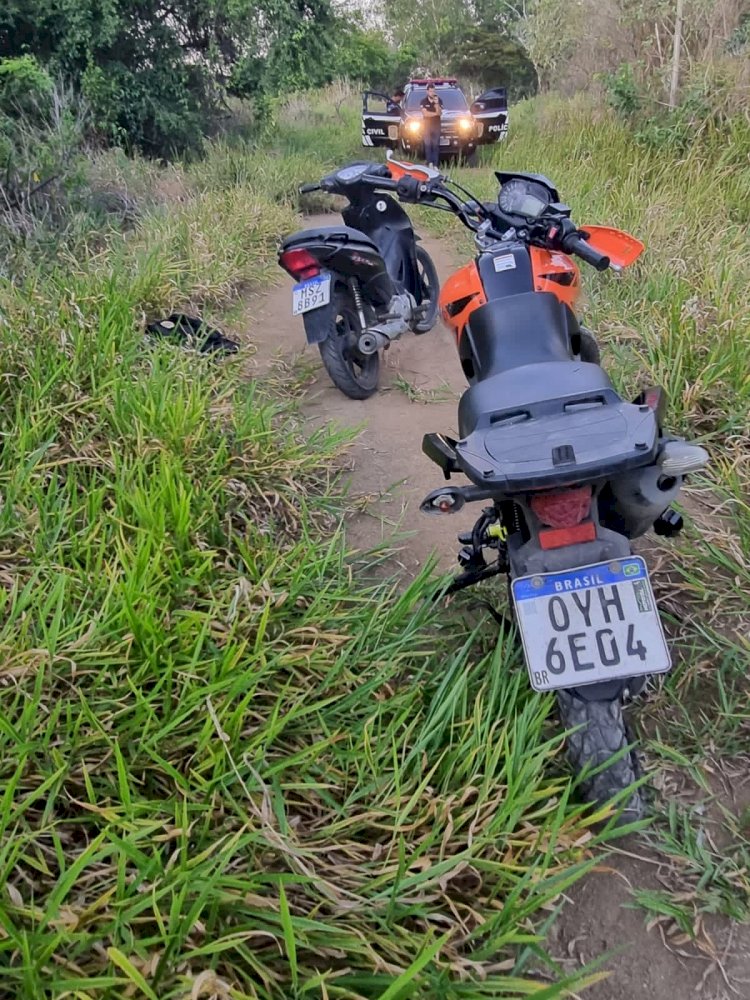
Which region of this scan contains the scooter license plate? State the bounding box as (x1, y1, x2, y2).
(292, 274, 331, 316)
(511, 557, 671, 692)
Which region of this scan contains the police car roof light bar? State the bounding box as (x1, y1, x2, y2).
(408, 78, 458, 87)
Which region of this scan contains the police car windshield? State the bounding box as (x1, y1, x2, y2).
(405, 89, 469, 112)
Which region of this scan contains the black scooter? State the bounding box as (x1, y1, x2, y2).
(278, 160, 440, 399)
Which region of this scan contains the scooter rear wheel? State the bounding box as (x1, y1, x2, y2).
(413, 246, 440, 334)
(318, 290, 379, 399)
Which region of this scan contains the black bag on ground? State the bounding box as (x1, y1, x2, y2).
(145, 313, 239, 355)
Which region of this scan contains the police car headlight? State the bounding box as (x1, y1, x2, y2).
(457, 116, 474, 133)
(406, 119, 422, 135)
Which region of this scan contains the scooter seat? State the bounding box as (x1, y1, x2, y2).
(281, 225, 379, 253)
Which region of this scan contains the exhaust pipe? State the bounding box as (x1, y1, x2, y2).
(358, 331, 389, 355)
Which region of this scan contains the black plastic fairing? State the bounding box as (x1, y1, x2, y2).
(343, 198, 421, 300)
(281, 226, 395, 306)
(475, 246, 534, 303)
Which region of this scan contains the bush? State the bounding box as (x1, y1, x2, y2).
(0, 55, 53, 116)
(0, 78, 92, 260)
(330, 27, 418, 91)
(603, 63, 642, 116)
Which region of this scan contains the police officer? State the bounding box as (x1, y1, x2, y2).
(420, 84, 443, 167)
(387, 88, 405, 113)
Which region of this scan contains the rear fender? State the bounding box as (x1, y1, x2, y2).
(507, 504, 631, 579)
(301, 299, 336, 345)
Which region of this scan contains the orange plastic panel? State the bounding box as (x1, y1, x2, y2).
(530, 246, 581, 310)
(439, 261, 486, 344)
(579, 225, 644, 269)
(385, 155, 439, 182)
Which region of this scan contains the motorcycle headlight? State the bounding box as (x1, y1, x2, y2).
(457, 116, 474, 133)
(406, 119, 422, 135)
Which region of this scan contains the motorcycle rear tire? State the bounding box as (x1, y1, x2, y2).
(574, 328, 601, 365)
(556, 690, 644, 822)
(412, 246, 440, 334)
(318, 290, 379, 400)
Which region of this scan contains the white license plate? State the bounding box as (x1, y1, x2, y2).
(440, 137, 450, 146)
(292, 274, 331, 316)
(512, 557, 670, 692)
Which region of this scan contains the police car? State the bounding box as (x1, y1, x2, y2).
(362, 78, 508, 163)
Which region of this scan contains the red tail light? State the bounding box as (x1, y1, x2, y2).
(539, 523, 596, 549)
(279, 248, 321, 281)
(531, 486, 595, 550)
(531, 486, 592, 528)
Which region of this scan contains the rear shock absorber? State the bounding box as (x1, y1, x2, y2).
(350, 279, 367, 331)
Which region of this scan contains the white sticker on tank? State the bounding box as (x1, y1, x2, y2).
(493, 254, 516, 272)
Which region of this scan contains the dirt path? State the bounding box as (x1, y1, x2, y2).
(241, 215, 475, 576)
(234, 217, 750, 999)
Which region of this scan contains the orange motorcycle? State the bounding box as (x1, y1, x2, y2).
(381, 154, 708, 817)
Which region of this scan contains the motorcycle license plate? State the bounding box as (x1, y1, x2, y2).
(292, 274, 331, 316)
(439, 137, 450, 146)
(511, 557, 670, 692)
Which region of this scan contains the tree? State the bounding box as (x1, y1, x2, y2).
(382, 0, 538, 96)
(448, 27, 538, 95)
(328, 27, 418, 91)
(383, 0, 473, 67)
(0, 0, 338, 154)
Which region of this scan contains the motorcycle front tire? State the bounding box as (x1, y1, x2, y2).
(412, 246, 440, 334)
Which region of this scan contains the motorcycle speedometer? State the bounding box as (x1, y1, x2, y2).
(336, 163, 371, 182)
(498, 178, 550, 219)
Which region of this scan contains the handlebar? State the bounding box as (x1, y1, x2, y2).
(299, 166, 613, 272)
(561, 232, 610, 271)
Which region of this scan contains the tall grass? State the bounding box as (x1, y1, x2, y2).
(0, 87, 609, 998)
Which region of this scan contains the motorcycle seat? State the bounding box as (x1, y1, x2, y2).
(464, 292, 573, 379)
(458, 360, 615, 438)
(281, 225, 379, 253)
(454, 291, 659, 490)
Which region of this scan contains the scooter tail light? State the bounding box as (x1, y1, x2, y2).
(279, 248, 321, 281)
(530, 486, 592, 528)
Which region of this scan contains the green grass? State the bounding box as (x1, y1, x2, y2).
(391, 374, 457, 404)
